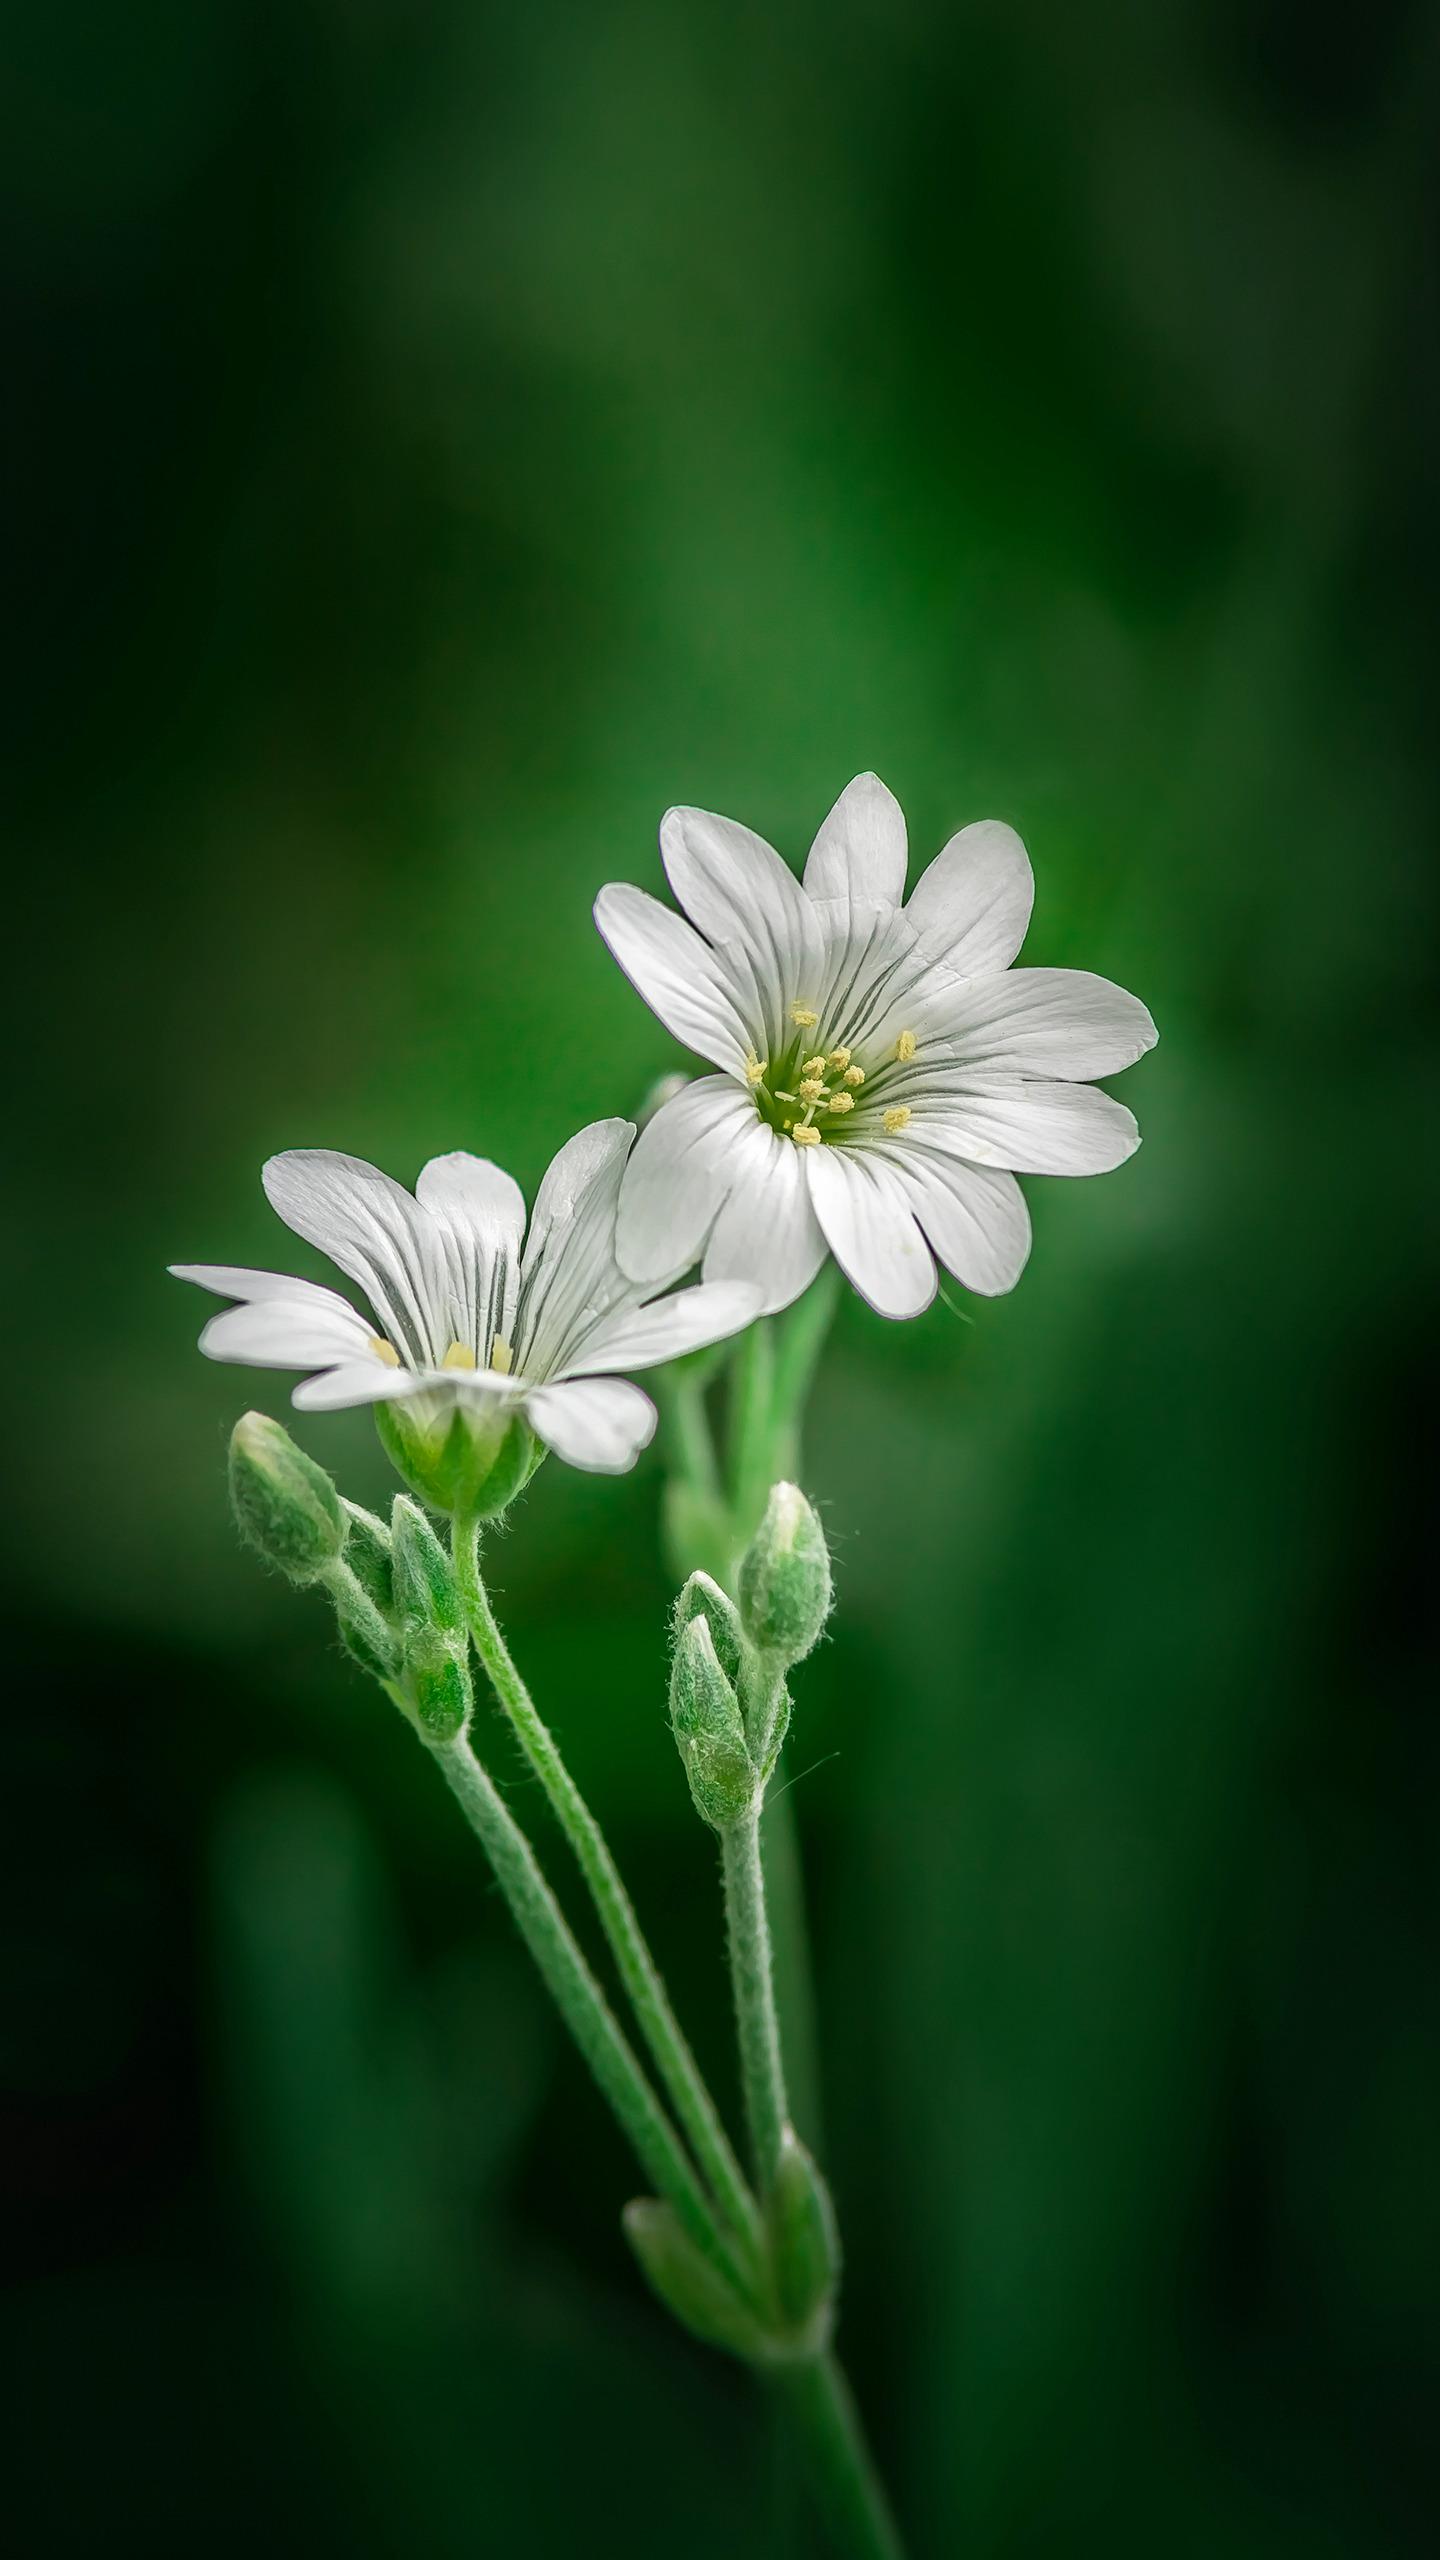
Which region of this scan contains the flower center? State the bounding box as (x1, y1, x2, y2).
(747, 1004, 917, 1147)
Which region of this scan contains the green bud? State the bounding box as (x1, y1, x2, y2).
(738, 1482, 832, 1665)
(669, 1616, 754, 1826)
(622, 2200, 772, 2362)
(767, 2125, 841, 2340)
(228, 1411, 345, 1585)
(672, 1569, 745, 1693)
(339, 1499, 393, 1614)
(390, 1496, 460, 1635)
(334, 1601, 398, 1685)
(375, 1395, 540, 1521)
(402, 1626, 471, 1743)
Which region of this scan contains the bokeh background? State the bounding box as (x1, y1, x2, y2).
(6, 2, 1436, 2552)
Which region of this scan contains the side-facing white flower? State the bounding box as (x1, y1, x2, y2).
(172, 1120, 759, 1489)
(595, 773, 1157, 1319)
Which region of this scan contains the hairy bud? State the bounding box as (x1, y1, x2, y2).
(228, 1411, 345, 1585)
(738, 1482, 831, 1665)
(669, 1614, 754, 1827)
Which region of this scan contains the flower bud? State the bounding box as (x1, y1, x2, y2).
(402, 1626, 471, 1743)
(669, 1615, 754, 1827)
(228, 1411, 345, 1585)
(375, 1396, 540, 1521)
(738, 1483, 831, 1665)
(767, 2125, 841, 2341)
(672, 1569, 745, 1693)
(622, 2199, 772, 2362)
(339, 1500, 393, 1615)
(390, 1496, 460, 1635)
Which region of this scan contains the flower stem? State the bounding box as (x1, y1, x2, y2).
(775, 2351, 907, 2560)
(452, 1512, 763, 2266)
(720, 1804, 789, 2191)
(430, 1731, 735, 2276)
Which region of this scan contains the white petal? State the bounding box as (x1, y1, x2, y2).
(566, 1280, 760, 1378)
(802, 1144, 937, 1320)
(615, 1077, 755, 1285)
(262, 1151, 444, 1366)
(521, 1120, 632, 1282)
(524, 1376, 658, 1472)
(660, 804, 822, 1002)
(292, 1363, 429, 1412)
(903, 820, 1035, 973)
(415, 1151, 525, 1352)
(699, 1123, 829, 1315)
(594, 884, 751, 1073)
(900, 1076, 1140, 1174)
(883, 1149, 1032, 1296)
(516, 1119, 635, 1378)
(934, 969, 1158, 1080)
(170, 1264, 363, 1323)
(198, 1297, 378, 1369)
(803, 773, 908, 907)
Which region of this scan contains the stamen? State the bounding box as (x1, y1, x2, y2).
(802, 1054, 828, 1077)
(798, 1077, 828, 1103)
(895, 1030, 917, 1063)
(790, 1004, 819, 1028)
(792, 1124, 821, 1147)
(827, 1046, 852, 1071)
(827, 1091, 855, 1115)
(489, 1336, 514, 1376)
(843, 1065, 865, 1087)
(442, 1340, 478, 1370)
(883, 1105, 912, 1133)
(368, 1336, 401, 1367)
(744, 1050, 768, 1086)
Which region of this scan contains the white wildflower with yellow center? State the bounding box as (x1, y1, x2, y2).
(172, 1121, 759, 1474)
(595, 773, 1157, 1318)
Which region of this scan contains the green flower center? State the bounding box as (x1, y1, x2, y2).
(747, 1008, 917, 1147)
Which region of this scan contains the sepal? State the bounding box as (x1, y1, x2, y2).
(622, 2200, 771, 2361)
(767, 2125, 841, 2340)
(401, 1626, 471, 1743)
(390, 1497, 461, 1635)
(376, 1396, 538, 1521)
(738, 1482, 831, 1666)
(228, 1411, 345, 1585)
(669, 1614, 755, 1827)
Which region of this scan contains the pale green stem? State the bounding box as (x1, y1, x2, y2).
(775, 2351, 907, 2560)
(321, 1558, 397, 1671)
(720, 1805, 789, 2192)
(452, 1511, 764, 2267)
(430, 1732, 731, 2275)
(728, 1318, 779, 1550)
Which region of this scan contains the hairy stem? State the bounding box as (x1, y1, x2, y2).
(720, 1805, 789, 2191)
(775, 2351, 907, 2560)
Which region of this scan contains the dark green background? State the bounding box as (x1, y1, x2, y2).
(6, 3, 1436, 2552)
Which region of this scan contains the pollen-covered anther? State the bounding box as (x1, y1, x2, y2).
(802, 1054, 828, 1077)
(442, 1339, 478, 1370)
(895, 1030, 917, 1063)
(369, 1336, 401, 1367)
(883, 1105, 913, 1134)
(488, 1336, 514, 1376)
(843, 1065, 865, 1087)
(789, 1004, 819, 1028)
(827, 1047, 851, 1072)
(792, 1124, 821, 1147)
(744, 1050, 768, 1087)
(798, 1077, 828, 1103)
(826, 1091, 855, 1115)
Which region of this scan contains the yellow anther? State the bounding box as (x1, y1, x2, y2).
(798, 1077, 827, 1103)
(442, 1339, 478, 1370)
(802, 1054, 828, 1077)
(843, 1064, 865, 1087)
(790, 1004, 819, 1028)
(368, 1336, 401, 1367)
(792, 1124, 821, 1147)
(827, 1047, 851, 1071)
(895, 1030, 917, 1063)
(827, 1090, 855, 1115)
(883, 1105, 912, 1134)
(489, 1336, 514, 1376)
(744, 1050, 768, 1086)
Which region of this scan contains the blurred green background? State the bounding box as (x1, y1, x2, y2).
(5, 2, 1436, 2552)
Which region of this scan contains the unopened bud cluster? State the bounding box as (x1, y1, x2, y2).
(668, 1485, 831, 1829)
(227, 1412, 471, 1744)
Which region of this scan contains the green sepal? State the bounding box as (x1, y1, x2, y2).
(375, 1396, 538, 1521)
(335, 1601, 398, 1685)
(401, 1627, 471, 1743)
(767, 2125, 841, 2339)
(228, 1411, 345, 1586)
(339, 1499, 394, 1614)
(669, 1615, 755, 1827)
(673, 1569, 745, 1693)
(623, 2200, 772, 2362)
(390, 1496, 461, 1635)
(738, 1482, 832, 1666)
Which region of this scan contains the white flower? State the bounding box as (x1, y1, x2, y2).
(172, 1120, 759, 1475)
(595, 773, 1157, 1319)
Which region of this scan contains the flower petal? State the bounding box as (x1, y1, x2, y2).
(516, 1119, 635, 1378)
(803, 772, 908, 908)
(594, 884, 752, 1073)
(198, 1296, 378, 1369)
(292, 1363, 429, 1412)
(882, 1148, 1032, 1296)
(702, 1121, 830, 1315)
(566, 1279, 760, 1378)
(934, 968, 1158, 1080)
(660, 804, 822, 1000)
(900, 1076, 1140, 1174)
(415, 1151, 525, 1352)
(262, 1151, 444, 1367)
(903, 820, 1035, 973)
(170, 1263, 363, 1323)
(802, 1144, 937, 1319)
(615, 1076, 755, 1285)
(524, 1376, 658, 1472)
